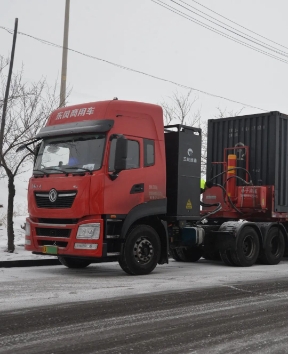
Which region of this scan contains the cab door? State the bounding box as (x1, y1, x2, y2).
(103, 135, 145, 214)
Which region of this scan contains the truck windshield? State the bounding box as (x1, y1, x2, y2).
(34, 134, 106, 172)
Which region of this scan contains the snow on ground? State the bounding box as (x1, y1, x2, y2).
(0, 215, 55, 261)
(0, 167, 54, 261)
(0, 259, 287, 312)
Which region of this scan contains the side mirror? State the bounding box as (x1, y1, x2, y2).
(114, 136, 128, 172)
(33, 143, 41, 167)
(16, 139, 40, 155)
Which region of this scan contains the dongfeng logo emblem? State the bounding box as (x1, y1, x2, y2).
(49, 189, 58, 202)
(187, 148, 193, 156)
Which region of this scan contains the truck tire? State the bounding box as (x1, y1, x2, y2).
(230, 227, 260, 267)
(177, 247, 203, 262)
(219, 249, 236, 266)
(58, 256, 91, 268)
(202, 251, 221, 261)
(118, 225, 161, 275)
(258, 228, 285, 265)
(169, 248, 182, 262)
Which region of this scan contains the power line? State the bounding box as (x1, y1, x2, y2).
(152, 0, 287, 64)
(153, 0, 287, 63)
(190, 0, 288, 50)
(176, 0, 287, 56)
(172, 0, 287, 57)
(0, 25, 269, 112)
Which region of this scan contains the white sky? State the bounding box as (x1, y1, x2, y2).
(0, 0, 288, 119)
(0, 0, 288, 212)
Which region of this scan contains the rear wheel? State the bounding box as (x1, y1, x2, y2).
(58, 256, 91, 268)
(230, 227, 260, 267)
(219, 249, 236, 266)
(169, 248, 183, 262)
(202, 251, 221, 261)
(259, 228, 285, 265)
(118, 225, 161, 275)
(177, 247, 203, 262)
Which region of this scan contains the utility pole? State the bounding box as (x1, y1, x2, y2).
(59, 0, 70, 107)
(0, 18, 18, 163)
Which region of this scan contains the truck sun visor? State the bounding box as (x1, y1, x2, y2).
(35, 119, 114, 139)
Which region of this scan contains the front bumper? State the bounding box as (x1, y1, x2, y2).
(24, 217, 104, 258)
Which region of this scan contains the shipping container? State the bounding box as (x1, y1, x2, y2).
(206, 111, 288, 213)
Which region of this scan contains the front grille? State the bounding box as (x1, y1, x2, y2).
(34, 190, 77, 208)
(37, 240, 68, 248)
(36, 227, 71, 238)
(38, 218, 78, 224)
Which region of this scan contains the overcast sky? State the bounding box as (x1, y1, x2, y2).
(1, 0, 287, 121)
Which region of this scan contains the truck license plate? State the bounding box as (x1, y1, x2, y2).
(42, 245, 58, 254)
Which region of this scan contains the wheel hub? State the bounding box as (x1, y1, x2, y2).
(242, 236, 254, 257)
(133, 237, 153, 264)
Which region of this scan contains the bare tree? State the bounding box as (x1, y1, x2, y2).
(160, 89, 207, 175)
(214, 106, 245, 119)
(0, 56, 62, 252)
(161, 90, 200, 126)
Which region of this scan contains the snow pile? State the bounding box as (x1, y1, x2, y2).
(0, 215, 54, 261)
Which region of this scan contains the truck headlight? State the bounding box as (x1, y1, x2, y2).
(25, 221, 31, 236)
(76, 223, 100, 239)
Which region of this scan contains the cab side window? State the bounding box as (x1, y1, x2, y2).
(108, 138, 140, 171)
(144, 139, 155, 167)
(126, 140, 140, 169)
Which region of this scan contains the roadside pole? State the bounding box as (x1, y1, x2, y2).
(59, 0, 70, 107)
(0, 18, 18, 163)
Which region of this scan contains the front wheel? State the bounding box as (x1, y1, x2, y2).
(58, 256, 91, 268)
(118, 225, 161, 275)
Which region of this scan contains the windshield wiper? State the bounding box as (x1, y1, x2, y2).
(33, 169, 50, 177)
(34, 167, 69, 176)
(65, 166, 93, 175)
(45, 167, 69, 175)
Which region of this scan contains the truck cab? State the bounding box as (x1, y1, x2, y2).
(25, 99, 169, 274)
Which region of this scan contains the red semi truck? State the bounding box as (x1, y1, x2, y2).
(20, 99, 288, 274)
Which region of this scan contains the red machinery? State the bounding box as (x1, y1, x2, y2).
(202, 146, 287, 222)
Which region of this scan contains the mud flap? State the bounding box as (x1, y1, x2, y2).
(158, 220, 169, 265)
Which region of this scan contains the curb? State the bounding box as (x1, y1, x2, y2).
(0, 259, 61, 268)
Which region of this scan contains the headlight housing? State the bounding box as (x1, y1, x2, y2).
(76, 223, 100, 239)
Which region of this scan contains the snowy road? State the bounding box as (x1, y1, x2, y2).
(0, 259, 287, 353)
(0, 258, 287, 311)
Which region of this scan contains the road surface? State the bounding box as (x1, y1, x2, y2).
(0, 259, 287, 353)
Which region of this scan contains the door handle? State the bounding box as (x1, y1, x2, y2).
(130, 183, 144, 194)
